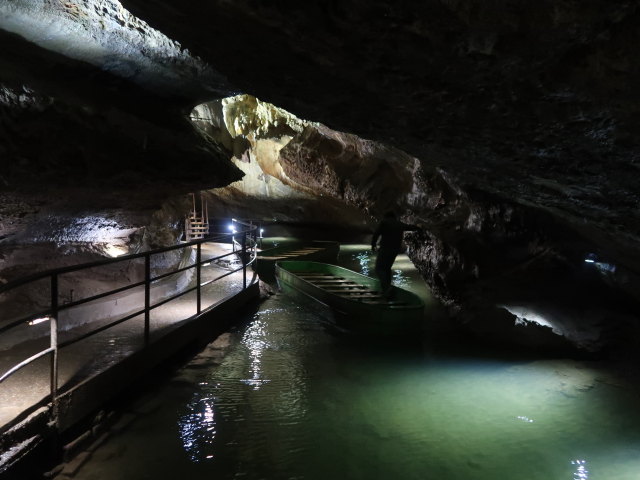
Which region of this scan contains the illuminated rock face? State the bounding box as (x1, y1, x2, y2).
(190, 95, 418, 225)
(1, 1, 640, 352)
(0, 2, 241, 283)
(187, 93, 639, 352)
(0, 0, 231, 98)
(0, 0, 242, 280)
(191, 95, 313, 202)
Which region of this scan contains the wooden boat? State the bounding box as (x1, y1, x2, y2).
(275, 260, 425, 336)
(254, 241, 340, 280)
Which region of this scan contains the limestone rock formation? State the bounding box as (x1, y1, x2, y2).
(1, 0, 639, 353)
(190, 95, 416, 228)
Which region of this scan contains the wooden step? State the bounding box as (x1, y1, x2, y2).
(309, 279, 360, 284)
(328, 290, 381, 296)
(298, 274, 342, 279)
(322, 286, 370, 291)
(312, 277, 362, 285)
(322, 285, 372, 290)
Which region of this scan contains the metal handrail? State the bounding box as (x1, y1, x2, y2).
(230, 218, 259, 268)
(0, 347, 55, 384)
(52, 280, 148, 314)
(0, 222, 259, 428)
(58, 308, 147, 350)
(0, 231, 234, 295)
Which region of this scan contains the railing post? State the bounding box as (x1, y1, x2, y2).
(196, 243, 202, 314)
(242, 233, 247, 289)
(231, 219, 236, 253)
(252, 226, 256, 255)
(50, 274, 59, 424)
(144, 253, 150, 345)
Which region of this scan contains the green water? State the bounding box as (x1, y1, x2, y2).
(69, 245, 640, 480)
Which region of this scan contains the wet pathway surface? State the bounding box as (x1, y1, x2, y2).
(0, 243, 254, 430)
(59, 245, 640, 480)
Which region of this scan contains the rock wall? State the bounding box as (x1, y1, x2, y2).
(0, 1, 244, 269)
(0, 6, 243, 282)
(234, 109, 639, 353)
(401, 164, 639, 353)
(2, 1, 640, 354)
(0, 0, 232, 99)
(115, 0, 640, 274)
(190, 95, 374, 229)
(188, 92, 640, 353)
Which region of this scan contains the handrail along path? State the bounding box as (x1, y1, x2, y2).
(0, 220, 258, 438)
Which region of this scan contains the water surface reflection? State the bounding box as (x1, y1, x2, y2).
(69, 246, 640, 480)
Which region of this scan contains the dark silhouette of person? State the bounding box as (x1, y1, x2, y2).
(371, 211, 421, 296)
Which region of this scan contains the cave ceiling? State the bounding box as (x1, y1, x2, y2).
(123, 0, 640, 260)
(1, 1, 638, 234)
(1, 0, 640, 352)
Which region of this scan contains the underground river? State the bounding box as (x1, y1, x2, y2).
(64, 243, 640, 480)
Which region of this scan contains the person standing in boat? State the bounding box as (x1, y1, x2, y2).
(371, 211, 421, 297)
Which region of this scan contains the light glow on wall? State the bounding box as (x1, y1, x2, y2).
(584, 253, 616, 273)
(104, 244, 128, 257)
(499, 305, 561, 335)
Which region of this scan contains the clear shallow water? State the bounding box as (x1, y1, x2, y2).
(70, 245, 640, 480)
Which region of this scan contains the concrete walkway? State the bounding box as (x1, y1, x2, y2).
(0, 242, 259, 434)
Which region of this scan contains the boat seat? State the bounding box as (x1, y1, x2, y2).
(320, 285, 373, 290)
(298, 275, 342, 280)
(319, 285, 368, 290)
(331, 291, 382, 297)
(322, 286, 375, 291)
(308, 279, 361, 284)
(361, 300, 409, 305)
(326, 287, 368, 290)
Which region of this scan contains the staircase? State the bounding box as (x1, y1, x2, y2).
(185, 192, 209, 240)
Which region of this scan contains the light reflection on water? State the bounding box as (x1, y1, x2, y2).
(516, 415, 534, 423)
(178, 396, 217, 462)
(353, 251, 372, 276)
(350, 250, 409, 289)
(392, 268, 409, 288)
(572, 459, 589, 479)
(70, 245, 640, 480)
(240, 318, 270, 390)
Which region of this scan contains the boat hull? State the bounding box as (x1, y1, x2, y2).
(275, 260, 424, 336)
(254, 241, 340, 280)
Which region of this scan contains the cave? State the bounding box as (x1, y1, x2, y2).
(1, 1, 640, 478)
